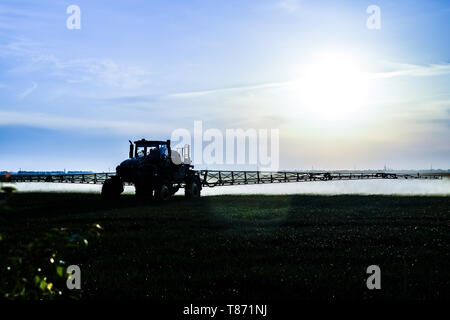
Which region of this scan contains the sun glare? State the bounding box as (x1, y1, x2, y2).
(295, 53, 369, 119)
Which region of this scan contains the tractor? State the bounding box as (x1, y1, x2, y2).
(101, 139, 202, 200)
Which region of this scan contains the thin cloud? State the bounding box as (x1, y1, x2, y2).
(18, 82, 37, 99)
(0, 110, 169, 135)
(0, 5, 65, 31)
(370, 62, 450, 79)
(0, 38, 151, 90)
(168, 81, 295, 99)
(277, 0, 301, 13)
(0, 6, 58, 18)
(170, 62, 450, 99)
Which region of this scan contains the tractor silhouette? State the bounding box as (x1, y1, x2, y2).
(101, 139, 201, 201)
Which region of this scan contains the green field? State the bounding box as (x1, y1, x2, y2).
(1, 192, 450, 300)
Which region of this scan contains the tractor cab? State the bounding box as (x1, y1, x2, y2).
(129, 139, 191, 165)
(130, 139, 171, 160)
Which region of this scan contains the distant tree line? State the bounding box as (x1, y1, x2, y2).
(0, 171, 94, 175)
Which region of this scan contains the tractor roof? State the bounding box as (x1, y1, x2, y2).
(133, 139, 170, 147)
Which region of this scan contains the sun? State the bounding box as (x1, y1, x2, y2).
(295, 52, 369, 119)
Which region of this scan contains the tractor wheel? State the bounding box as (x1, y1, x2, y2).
(101, 176, 124, 200)
(135, 181, 154, 199)
(155, 182, 172, 201)
(185, 180, 201, 199)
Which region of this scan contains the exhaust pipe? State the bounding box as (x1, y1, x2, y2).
(129, 140, 134, 158)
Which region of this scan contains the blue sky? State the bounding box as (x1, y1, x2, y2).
(0, 0, 449, 171)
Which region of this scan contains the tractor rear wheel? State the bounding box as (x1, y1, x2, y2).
(101, 176, 124, 200)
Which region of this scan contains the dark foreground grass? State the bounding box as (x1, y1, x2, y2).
(1, 192, 449, 300)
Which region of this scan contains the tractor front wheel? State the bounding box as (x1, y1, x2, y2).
(101, 176, 124, 200)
